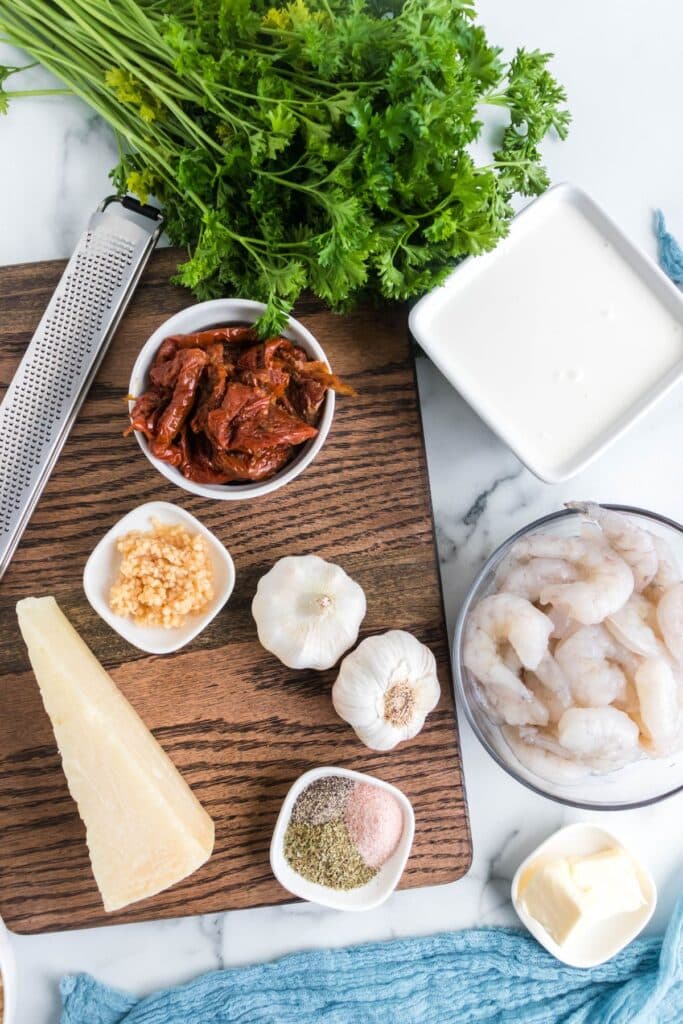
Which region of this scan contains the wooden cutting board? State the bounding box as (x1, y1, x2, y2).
(0, 249, 471, 934)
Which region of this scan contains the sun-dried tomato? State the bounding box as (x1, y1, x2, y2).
(127, 324, 352, 485)
(153, 348, 208, 448)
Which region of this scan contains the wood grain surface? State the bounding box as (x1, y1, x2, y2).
(0, 249, 471, 934)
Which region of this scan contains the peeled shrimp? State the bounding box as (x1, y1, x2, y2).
(472, 648, 546, 727)
(634, 656, 681, 749)
(502, 725, 592, 784)
(510, 534, 633, 625)
(519, 722, 637, 775)
(463, 594, 552, 725)
(555, 624, 634, 707)
(557, 706, 640, 762)
(645, 535, 681, 599)
(638, 713, 683, 758)
(605, 593, 661, 658)
(534, 653, 573, 706)
(657, 583, 683, 663)
(464, 593, 552, 673)
(475, 680, 549, 728)
(519, 724, 577, 759)
(524, 671, 569, 723)
(546, 605, 578, 642)
(497, 557, 578, 603)
(566, 501, 658, 592)
(500, 642, 523, 676)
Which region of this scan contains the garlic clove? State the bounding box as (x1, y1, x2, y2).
(332, 630, 440, 751)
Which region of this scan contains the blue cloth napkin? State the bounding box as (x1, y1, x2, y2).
(61, 896, 682, 1024)
(655, 209, 683, 284)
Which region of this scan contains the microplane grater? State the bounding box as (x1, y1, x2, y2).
(0, 195, 163, 580)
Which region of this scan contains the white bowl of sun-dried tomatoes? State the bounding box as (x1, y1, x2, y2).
(127, 299, 352, 500)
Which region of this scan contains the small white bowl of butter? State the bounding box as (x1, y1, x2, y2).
(409, 183, 683, 482)
(512, 823, 656, 968)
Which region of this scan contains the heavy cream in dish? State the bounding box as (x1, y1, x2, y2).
(421, 193, 683, 477)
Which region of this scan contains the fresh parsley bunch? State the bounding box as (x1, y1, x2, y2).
(0, 0, 569, 334)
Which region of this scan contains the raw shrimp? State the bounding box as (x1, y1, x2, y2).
(546, 605, 578, 642)
(605, 593, 661, 658)
(475, 680, 549, 728)
(502, 725, 592, 784)
(555, 624, 634, 707)
(471, 678, 505, 725)
(557, 706, 640, 762)
(518, 725, 575, 758)
(634, 656, 681, 749)
(657, 583, 683, 663)
(534, 653, 573, 706)
(497, 557, 578, 603)
(500, 643, 523, 676)
(645, 535, 681, 598)
(464, 594, 552, 673)
(520, 723, 638, 774)
(524, 671, 569, 723)
(612, 678, 640, 717)
(510, 534, 633, 624)
(472, 653, 549, 728)
(566, 501, 658, 592)
(463, 594, 552, 725)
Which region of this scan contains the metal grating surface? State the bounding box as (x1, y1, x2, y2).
(0, 200, 162, 576)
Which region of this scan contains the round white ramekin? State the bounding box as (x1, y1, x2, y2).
(128, 299, 335, 500)
(270, 766, 415, 912)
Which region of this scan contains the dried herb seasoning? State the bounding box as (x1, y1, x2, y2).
(283, 821, 377, 891)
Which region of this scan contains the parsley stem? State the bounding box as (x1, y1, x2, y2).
(3, 88, 71, 97)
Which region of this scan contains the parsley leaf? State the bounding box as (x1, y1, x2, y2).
(0, 0, 569, 333)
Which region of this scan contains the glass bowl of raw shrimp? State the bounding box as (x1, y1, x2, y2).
(453, 504, 683, 810)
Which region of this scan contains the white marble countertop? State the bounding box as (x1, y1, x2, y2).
(1, 2, 682, 1020)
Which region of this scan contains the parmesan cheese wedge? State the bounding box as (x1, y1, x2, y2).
(16, 596, 215, 912)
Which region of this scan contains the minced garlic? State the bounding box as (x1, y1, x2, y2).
(110, 518, 213, 629)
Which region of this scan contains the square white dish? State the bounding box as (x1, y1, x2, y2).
(511, 822, 656, 968)
(270, 766, 415, 911)
(83, 500, 235, 655)
(409, 183, 683, 482)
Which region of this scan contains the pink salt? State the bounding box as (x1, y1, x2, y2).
(344, 782, 403, 868)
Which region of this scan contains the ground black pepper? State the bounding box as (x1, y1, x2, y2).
(290, 776, 354, 826)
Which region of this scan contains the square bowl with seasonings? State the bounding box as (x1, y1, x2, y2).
(270, 766, 415, 911)
(83, 500, 236, 655)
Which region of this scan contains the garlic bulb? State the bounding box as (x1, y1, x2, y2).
(332, 630, 440, 750)
(252, 555, 366, 670)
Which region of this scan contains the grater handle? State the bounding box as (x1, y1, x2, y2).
(0, 196, 163, 581)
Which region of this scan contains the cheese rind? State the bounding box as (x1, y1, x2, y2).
(16, 596, 215, 912)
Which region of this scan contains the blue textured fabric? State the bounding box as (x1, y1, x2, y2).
(655, 209, 683, 283)
(61, 896, 683, 1024)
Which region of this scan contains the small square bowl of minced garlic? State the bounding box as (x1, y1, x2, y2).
(270, 766, 414, 911)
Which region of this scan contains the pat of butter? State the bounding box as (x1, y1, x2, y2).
(518, 848, 645, 946)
